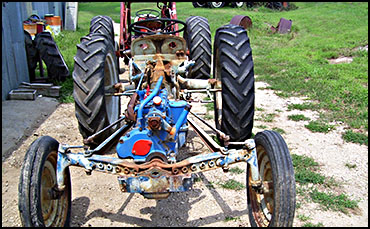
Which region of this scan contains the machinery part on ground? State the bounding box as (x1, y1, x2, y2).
(213, 24, 255, 143)
(24, 30, 39, 81)
(192, 2, 207, 8)
(89, 15, 115, 44)
(73, 33, 121, 148)
(128, 18, 186, 35)
(34, 32, 70, 82)
(207, 2, 226, 8)
(247, 130, 296, 227)
(183, 16, 212, 79)
(230, 15, 252, 30)
(18, 136, 71, 227)
(231, 2, 244, 8)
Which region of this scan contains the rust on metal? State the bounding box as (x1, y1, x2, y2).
(125, 92, 138, 122)
(230, 15, 252, 30)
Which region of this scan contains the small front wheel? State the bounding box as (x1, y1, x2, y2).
(247, 130, 296, 227)
(18, 136, 71, 227)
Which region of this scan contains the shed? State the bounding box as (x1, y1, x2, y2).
(2, 2, 67, 101)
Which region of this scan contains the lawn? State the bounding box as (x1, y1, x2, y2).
(55, 2, 368, 141)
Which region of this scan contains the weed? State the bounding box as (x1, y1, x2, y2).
(272, 127, 286, 134)
(309, 188, 359, 214)
(291, 154, 325, 185)
(288, 114, 310, 121)
(204, 113, 213, 120)
(287, 103, 318, 111)
(305, 121, 334, 133)
(345, 163, 357, 169)
(256, 113, 276, 122)
(342, 130, 368, 146)
(297, 214, 311, 222)
(229, 167, 244, 174)
(302, 222, 324, 227)
(256, 107, 265, 111)
(218, 179, 245, 191)
(224, 216, 240, 222)
(256, 125, 268, 129)
(205, 102, 214, 111)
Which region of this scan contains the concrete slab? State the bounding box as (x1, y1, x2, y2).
(2, 96, 59, 161)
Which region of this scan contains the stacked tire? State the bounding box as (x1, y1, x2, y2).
(73, 15, 120, 147)
(183, 16, 212, 79)
(34, 32, 70, 82)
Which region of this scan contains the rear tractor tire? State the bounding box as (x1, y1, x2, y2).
(213, 24, 255, 143)
(73, 33, 121, 147)
(183, 16, 212, 79)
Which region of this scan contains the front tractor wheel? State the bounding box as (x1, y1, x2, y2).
(247, 130, 296, 227)
(73, 33, 121, 147)
(18, 136, 71, 227)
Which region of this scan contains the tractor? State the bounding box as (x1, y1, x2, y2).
(18, 2, 296, 227)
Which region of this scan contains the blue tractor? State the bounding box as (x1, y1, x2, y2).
(18, 2, 296, 227)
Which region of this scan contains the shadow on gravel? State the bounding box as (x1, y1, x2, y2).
(71, 180, 247, 227)
(70, 129, 247, 226)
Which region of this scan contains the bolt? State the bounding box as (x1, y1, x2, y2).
(115, 167, 121, 173)
(119, 139, 124, 144)
(190, 164, 197, 171)
(199, 162, 206, 170)
(208, 160, 215, 167)
(181, 167, 189, 174)
(107, 164, 113, 171)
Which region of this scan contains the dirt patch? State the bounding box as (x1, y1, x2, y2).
(328, 56, 353, 64)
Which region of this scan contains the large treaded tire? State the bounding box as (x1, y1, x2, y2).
(24, 30, 39, 81)
(89, 15, 115, 44)
(183, 16, 212, 79)
(18, 136, 71, 227)
(34, 32, 70, 82)
(247, 130, 296, 227)
(213, 24, 255, 142)
(73, 33, 121, 147)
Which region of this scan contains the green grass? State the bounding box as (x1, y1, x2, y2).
(288, 114, 310, 121)
(309, 188, 360, 214)
(272, 127, 286, 134)
(342, 130, 368, 146)
(305, 120, 334, 133)
(302, 222, 324, 227)
(53, 2, 367, 137)
(218, 179, 245, 191)
(229, 167, 244, 174)
(291, 154, 325, 185)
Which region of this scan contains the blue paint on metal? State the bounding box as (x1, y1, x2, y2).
(137, 76, 164, 129)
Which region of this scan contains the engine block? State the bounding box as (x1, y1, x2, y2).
(117, 77, 190, 163)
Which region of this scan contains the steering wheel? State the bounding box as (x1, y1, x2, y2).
(135, 9, 160, 18)
(128, 18, 186, 35)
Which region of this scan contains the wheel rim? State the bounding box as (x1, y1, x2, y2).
(248, 145, 274, 226)
(235, 2, 244, 7)
(104, 52, 119, 125)
(212, 2, 224, 8)
(40, 152, 69, 226)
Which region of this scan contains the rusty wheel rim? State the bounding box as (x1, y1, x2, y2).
(248, 145, 274, 227)
(40, 152, 69, 226)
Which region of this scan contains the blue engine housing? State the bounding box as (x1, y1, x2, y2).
(116, 85, 189, 163)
